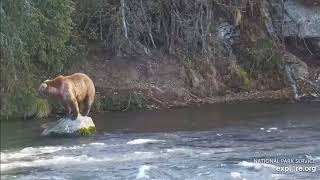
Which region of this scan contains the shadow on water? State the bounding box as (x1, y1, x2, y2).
(1, 102, 320, 150)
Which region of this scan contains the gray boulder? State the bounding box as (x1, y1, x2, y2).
(41, 115, 96, 136)
(269, 0, 320, 38)
(284, 52, 309, 80)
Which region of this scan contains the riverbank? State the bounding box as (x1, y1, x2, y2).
(65, 48, 296, 113)
(1, 0, 319, 119)
(63, 0, 320, 113)
(62, 37, 319, 114)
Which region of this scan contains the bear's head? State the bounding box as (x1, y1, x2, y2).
(38, 80, 51, 97)
(38, 75, 65, 98)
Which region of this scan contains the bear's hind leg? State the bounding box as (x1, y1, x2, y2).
(83, 95, 94, 116)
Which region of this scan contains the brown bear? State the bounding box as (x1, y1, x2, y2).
(39, 73, 95, 120)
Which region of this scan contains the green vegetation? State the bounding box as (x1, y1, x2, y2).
(93, 92, 147, 112)
(241, 38, 282, 75)
(227, 63, 252, 92)
(0, 0, 285, 120)
(0, 0, 79, 119)
(234, 65, 251, 91)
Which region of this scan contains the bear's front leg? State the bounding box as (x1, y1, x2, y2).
(62, 102, 73, 119)
(63, 103, 72, 115)
(69, 98, 79, 120)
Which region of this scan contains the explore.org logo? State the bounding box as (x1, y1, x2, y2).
(253, 158, 317, 173)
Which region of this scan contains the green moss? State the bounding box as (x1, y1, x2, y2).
(76, 126, 96, 136)
(46, 126, 96, 137)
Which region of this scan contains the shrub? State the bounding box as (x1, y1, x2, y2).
(0, 0, 76, 119)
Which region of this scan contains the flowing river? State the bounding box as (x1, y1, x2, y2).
(1, 102, 320, 180)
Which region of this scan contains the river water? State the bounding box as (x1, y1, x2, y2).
(1, 102, 320, 180)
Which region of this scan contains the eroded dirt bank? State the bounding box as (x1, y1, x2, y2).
(68, 51, 294, 112)
(67, 0, 319, 112)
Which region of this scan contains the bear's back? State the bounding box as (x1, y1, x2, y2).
(66, 73, 95, 101)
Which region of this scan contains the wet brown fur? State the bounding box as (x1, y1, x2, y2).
(39, 73, 95, 120)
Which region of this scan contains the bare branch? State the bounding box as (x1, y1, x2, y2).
(121, 0, 128, 39)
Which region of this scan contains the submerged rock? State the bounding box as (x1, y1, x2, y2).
(41, 115, 96, 136)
